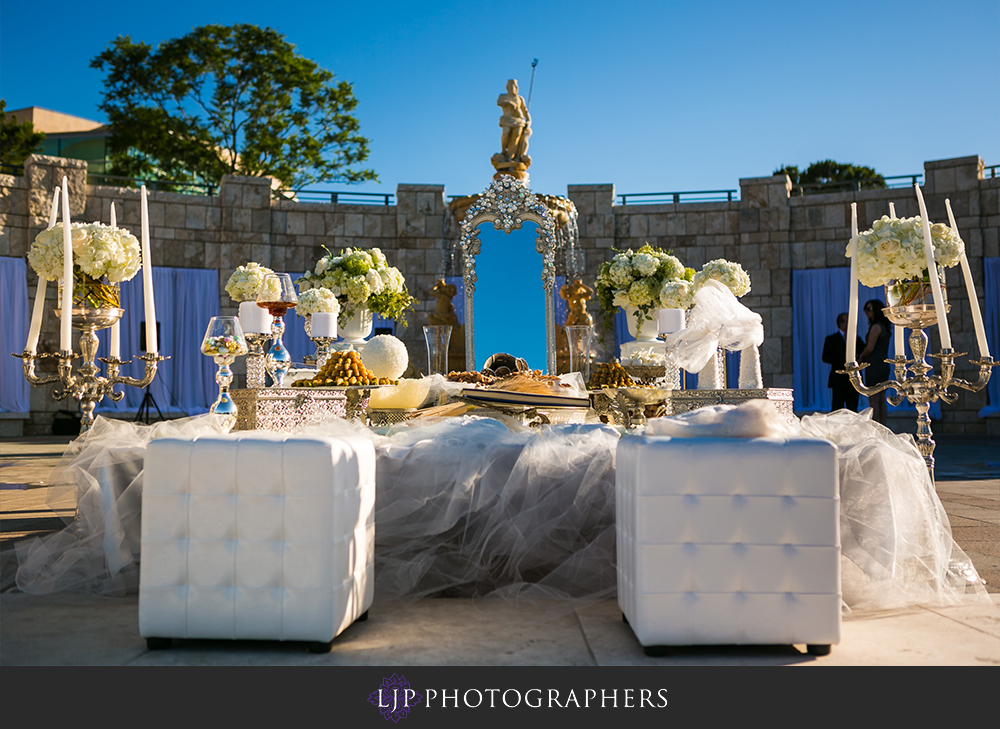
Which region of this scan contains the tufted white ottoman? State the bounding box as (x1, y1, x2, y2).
(617, 436, 841, 656)
(139, 432, 375, 652)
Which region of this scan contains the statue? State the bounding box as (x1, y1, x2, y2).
(561, 279, 594, 327)
(491, 79, 532, 181)
(429, 279, 460, 328)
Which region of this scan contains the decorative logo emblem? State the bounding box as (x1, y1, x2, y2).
(368, 674, 423, 722)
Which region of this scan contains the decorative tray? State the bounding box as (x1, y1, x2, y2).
(459, 388, 591, 409)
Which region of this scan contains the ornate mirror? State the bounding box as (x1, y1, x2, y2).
(458, 175, 557, 372)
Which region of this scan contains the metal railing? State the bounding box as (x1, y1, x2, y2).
(791, 173, 922, 196)
(0, 162, 24, 176)
(985, 165, 998, 179)
(87, 173, 216, 196)
(617, 189, 738, 205)
(279, 189, 393, 205)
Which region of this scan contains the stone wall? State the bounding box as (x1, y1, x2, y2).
(1, 154, 996, 435)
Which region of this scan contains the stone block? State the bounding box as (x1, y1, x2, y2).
(306, 212, 325, 236)
(220, 180, 241, 207)
(186, 205, 207, 231)
(772, 269, 791, 297)
(344, 213, 364, 237)
(666, 214, 686, 236)
(380, 215, 397, 238)
(705, 211, 725, 235)
(321, 212, 341, 236)
(286, 211, 306, 235)
(569, 191, 596, 216)
(687, 212, 706, 236)
(415, 192, 438, 215)
(771, 306, 792, 338)
(595, 237, 614, 249)
(807, 207, 823, 228)
(231, 208, 252, 233)
(252, 209, 270, 234)
(629, 214, 648, 238)
(725, 211, 740, 234)
(739, 209, 759, 233)
(806, 241, 826, 269)
(162, 203, 184, 228)
(824, 204, 846, 229)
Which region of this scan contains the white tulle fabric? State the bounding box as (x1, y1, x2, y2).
(14, 414, 232, 595)
(13, 408, 988, 612)
(665, 279, 765, 373)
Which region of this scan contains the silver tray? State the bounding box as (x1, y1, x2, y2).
(231, 387, 370, 431)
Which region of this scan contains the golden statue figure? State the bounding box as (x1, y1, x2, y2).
(491, 79, 532, 180)
(561, 279, 594, 327)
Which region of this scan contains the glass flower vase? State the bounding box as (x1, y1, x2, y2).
(885, 266, 949, 329)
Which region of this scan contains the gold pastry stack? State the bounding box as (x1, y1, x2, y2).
(291, 350, 391, 387)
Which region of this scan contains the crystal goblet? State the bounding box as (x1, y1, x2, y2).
(257, 273, 298, 386)
(201, 316, 249, 429)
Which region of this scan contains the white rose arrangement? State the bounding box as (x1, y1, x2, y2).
(848, 215, 963, 287)
(296, 287, 341, 317)
(297, 247, 415, 326)
(225, 262, 275, 302)
(597, 244, 689, 334)
(29, 222, 142, 283)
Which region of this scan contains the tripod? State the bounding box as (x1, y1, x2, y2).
(135, 386, 164, 425)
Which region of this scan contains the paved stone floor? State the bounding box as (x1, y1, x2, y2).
(1, 431, 998, 666)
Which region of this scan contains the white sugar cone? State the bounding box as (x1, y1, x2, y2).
(697, 348, 724, 390)
(738, 344, 763, 389)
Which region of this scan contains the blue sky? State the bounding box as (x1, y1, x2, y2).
(2, 0, 998, 198)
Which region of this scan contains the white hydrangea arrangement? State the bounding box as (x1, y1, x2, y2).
(224, 262, 275, 302)
(29, 222, 142, 283)
(693, 259, 752, 298)
(658, 279, 695, 310)
(296, 287, 341, 317)
(848, 215, 964, 287)
(297, 247, 415, 326)
(597, 244, 690, 333)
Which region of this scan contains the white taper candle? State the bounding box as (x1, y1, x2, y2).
(846, 202, 859, 363)
(108, 201, 121, 357)
(913, 184, 951, 349)
(888, 202, 896, 220)
(895, 326, 905, 358)
(140, 186, 157, 354)
(946, 198, 989, 358)
(59, 176, 72, 352)
(25, 187, 62, 353)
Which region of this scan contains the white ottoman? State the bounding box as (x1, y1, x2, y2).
(139, 432, 375, 652)
(617, 436, 841, 656)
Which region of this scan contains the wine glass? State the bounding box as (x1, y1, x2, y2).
(201, 316, 249, 429)
(257, 273, 298, 386)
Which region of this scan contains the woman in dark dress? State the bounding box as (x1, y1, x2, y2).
(859, 298, 892, 425)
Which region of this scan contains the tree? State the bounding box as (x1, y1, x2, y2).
(774, 159, 885, 190)
(0, 100, 45, 166)
(90, 24, 377, 190)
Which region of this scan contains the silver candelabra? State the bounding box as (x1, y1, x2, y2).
(844, 307, 996, 477)
(14, 307, 166, 433)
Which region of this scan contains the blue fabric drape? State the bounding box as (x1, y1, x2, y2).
(96, 267, 219, 415)
(791, 267, 939, 417)
(981, 257, 1000, 417)
(0, 257, 30, 412)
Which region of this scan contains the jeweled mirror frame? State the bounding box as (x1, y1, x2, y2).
(458, 176, 558, 373)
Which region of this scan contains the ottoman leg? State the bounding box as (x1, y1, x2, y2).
(622, 612, 629, 625)
(643, 645, 670, 657)
(355, 609, 370, 623)
(308, 639, 335, 654)
(806, 644, 832, 656)
(146, 637, 172, 650)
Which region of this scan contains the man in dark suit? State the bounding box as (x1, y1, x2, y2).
(822, 312, 863, 412)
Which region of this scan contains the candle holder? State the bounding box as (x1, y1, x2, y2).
(13, 306, 166, 434)
(304, 313, 338, 368)
(257, 273, 298, 387)
(201, 316, 249, 430)
(843, 321, 997, 478)
(244, 333, 270, 389)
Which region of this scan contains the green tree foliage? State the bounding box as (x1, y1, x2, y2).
(774, 160, 886, 190)
(0, 100, 45, 166)
(90, 24, 377, 189)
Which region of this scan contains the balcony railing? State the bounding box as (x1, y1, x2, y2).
(277, 189, 394, 205)
(791, 174, 922, 196)
(617, 189, 738, 205)
(0, 162, 24, 177)
(87, 173, 216, 196)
